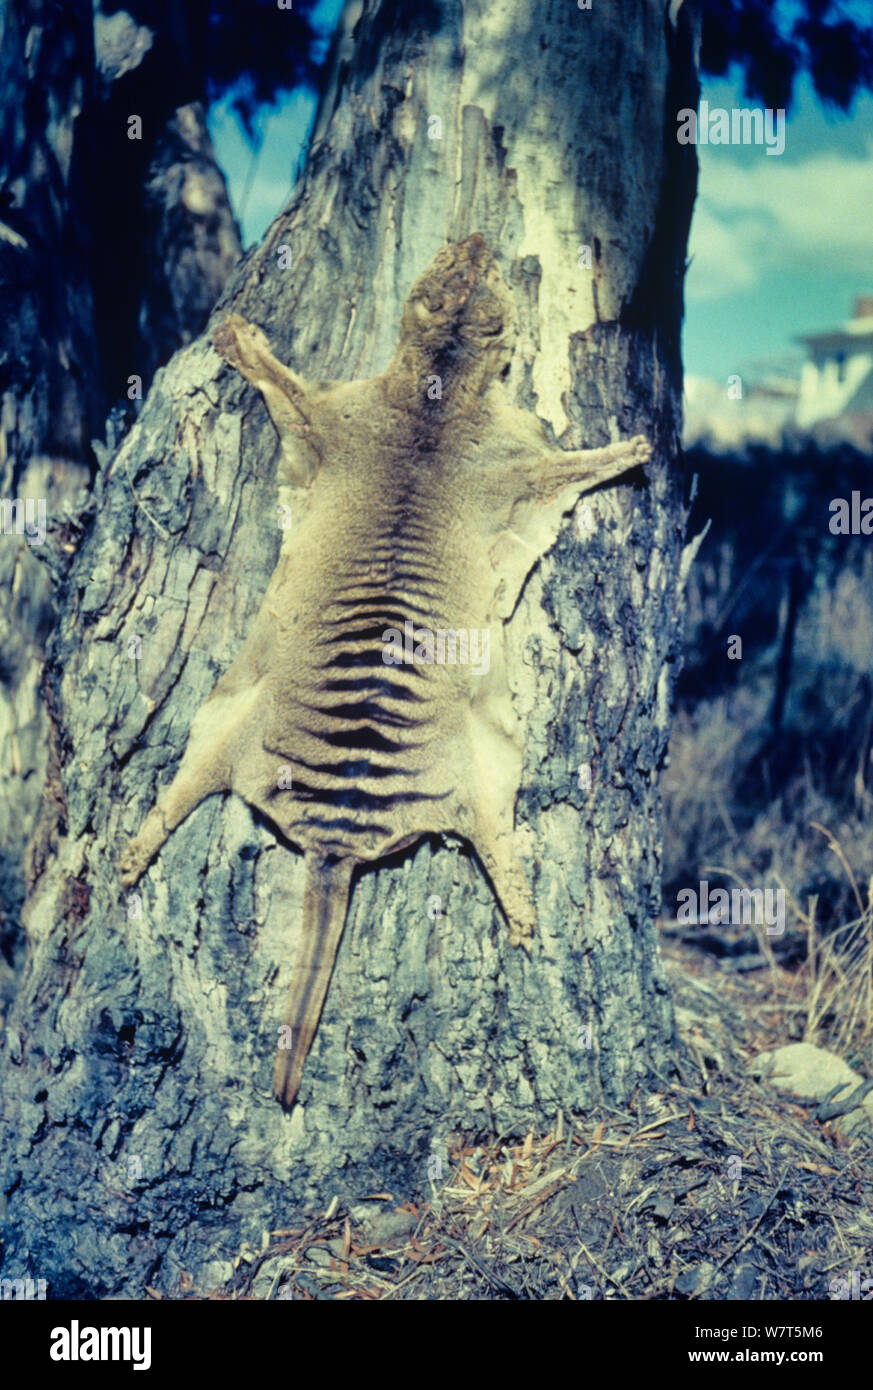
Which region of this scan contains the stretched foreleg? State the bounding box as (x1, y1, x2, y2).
(532, 434, 652, 500)
(213, 315, 319, 487)
(119, 685, 262, 887)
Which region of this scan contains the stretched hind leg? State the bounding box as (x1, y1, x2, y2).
(464, 713, 536, 953)
(473, 817, 537, 953)
(119, 683, 265, 886)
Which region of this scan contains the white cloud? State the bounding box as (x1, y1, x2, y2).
(687, 138, 873, 302)
(685, 204, 760, 301)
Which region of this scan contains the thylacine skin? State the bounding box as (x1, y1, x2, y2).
(119, 233, 651, 1108)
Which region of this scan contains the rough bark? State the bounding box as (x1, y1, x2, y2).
(0, 3, 240, 1021)
(0, 0, 699, 1297)
(0, 0, 98, 1002)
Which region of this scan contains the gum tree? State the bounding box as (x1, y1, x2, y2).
(1, 0, 699, 1296)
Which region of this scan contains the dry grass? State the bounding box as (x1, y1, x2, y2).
(787, 830, 873, 1063)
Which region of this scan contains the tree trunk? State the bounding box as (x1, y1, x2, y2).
(0, 3, 240, 1019)
(0, 0, 99, 1001)
(1, 0, 699, 1297)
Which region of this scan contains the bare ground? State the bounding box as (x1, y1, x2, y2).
(157, 937, 873, 1301)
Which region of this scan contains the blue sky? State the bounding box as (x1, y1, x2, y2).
(684, 77, 873, 383)
(209, 41, 873, 388)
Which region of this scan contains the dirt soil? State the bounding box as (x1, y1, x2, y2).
(160, 939, 873, 1301)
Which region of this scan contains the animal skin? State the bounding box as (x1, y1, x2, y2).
(119, 233, 651, 1108)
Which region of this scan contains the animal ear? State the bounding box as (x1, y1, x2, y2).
(213, 315, 321, 486)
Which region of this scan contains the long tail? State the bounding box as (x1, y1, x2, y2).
(273, 853, 355, 1108)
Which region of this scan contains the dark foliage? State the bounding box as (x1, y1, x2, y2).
(96, 3, 873, 134)
(701, 0, 873, 110)
(100, 0, 327, 133)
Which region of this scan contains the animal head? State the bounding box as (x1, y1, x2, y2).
(391, 233, 517, 400)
